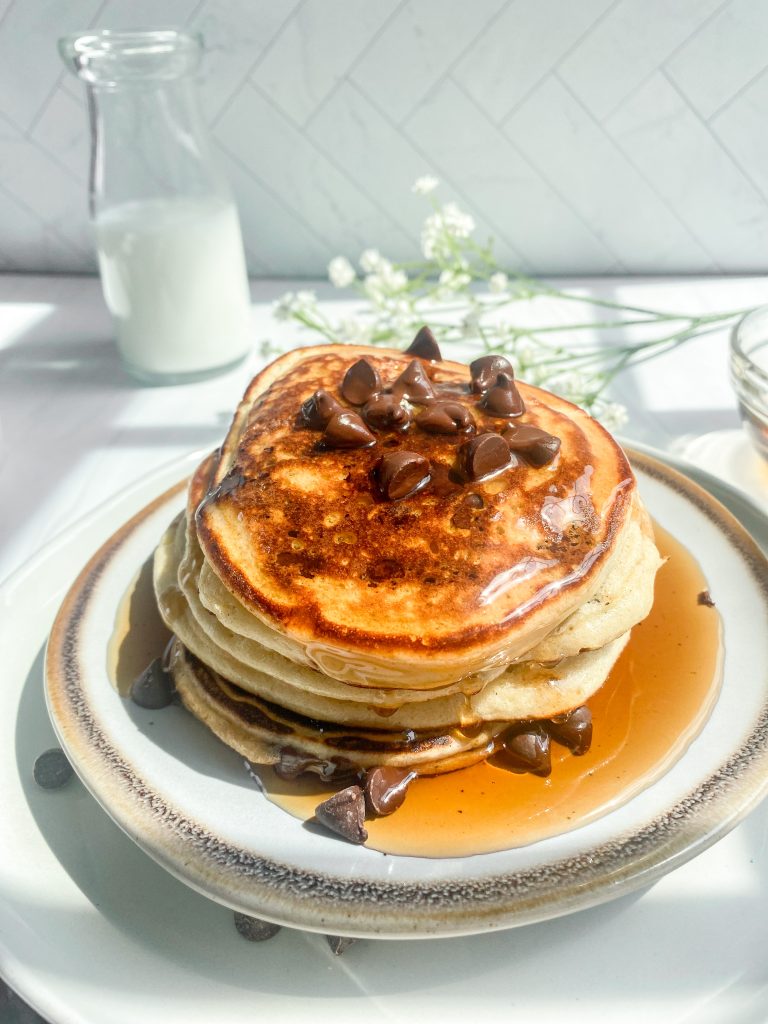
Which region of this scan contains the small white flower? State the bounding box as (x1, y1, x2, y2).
(597, 402, 629, 431)
(421, 202, 476, 261)
(412, 175, 439, 196)
(489, 272, 509, 294)
(359, 249, 383, 273)
(335, 316, 373, 345)
(295, 290, 317, 309)
(273, 291, 296, 321)
(327, 256, 355, 289)
(438, 268, 471, 295)
(460, 308, 482, 339)
(547, 370, 591, 401)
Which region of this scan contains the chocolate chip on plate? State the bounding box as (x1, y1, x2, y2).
(363, 393, 412, 432)
(315, 785, 368, 844)
(376, 451, 431, 500)
(364, 766, 415, 816)
(341, 358, 382, 405)
(698, 590, 716, 608)
(391, 359, 435, 403)
(326, 935, 358, 956)
(497, 725, 552, 777)
(323, 411, 376, 449)
(405, 325, 442, 362)
(301, 388, 343, 429)
(233, 911, 282, 942)
(33, 747, 74, 790)
(469, 354, 513, 394)
(546, 706, 592, 756)
(479, 372, 525, 418)
(460, 433, 510, 481)
(130, 657, 175, 709)
(504, 424, 561, 466)
(416, 402, 475, 435)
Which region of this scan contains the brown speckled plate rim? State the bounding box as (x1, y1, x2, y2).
(44, 448, 768, 939)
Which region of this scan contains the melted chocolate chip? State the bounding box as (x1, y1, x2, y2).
(698, 590, 716, 607)
(479, 372, 525, 418)
(130, 658, 175, 709)
(341, 358, 382, 405)
(376, 450, 431, 500)
(234, 912, 282, 942)
(416, 402, 476, 435)
(460, 433, 511, 481)
(315, 785, 368, 844)
(301, 388, 343, 429)
(323, 411, 376, 449)
(33, 748, 74, 789)
(364, 767, 415, 816)
(497, 725, 552, 777)
(405, 325, 442, 362)
(469, 354, 513, 394)
(391, 359, 435, 403)
(465, 492, 484, 508)
(363, 393, 412, 432)
(273, 747, 357, 783)
(504, 423, 561, 466)
(547, 706, 592, 756)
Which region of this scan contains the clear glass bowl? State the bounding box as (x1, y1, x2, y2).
(731, 307, 768, 462)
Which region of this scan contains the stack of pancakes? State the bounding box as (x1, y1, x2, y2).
(153, 341, 661, 779)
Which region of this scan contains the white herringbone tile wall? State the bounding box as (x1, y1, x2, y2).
(1, 0, 768, 276)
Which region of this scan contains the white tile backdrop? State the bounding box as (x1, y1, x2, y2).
(1, 0, 768, 276)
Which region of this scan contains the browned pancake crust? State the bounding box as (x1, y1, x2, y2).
(195, 345, 634, 658)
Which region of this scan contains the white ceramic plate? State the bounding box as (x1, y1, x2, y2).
(4, 447, 768, 1024)
(38, 448, 768, 941)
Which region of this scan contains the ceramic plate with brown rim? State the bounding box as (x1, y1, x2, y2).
(43, 447, 768, 939)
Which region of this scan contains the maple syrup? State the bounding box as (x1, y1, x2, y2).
(251, 523, 722, 857)
(109, 524, 721, 859)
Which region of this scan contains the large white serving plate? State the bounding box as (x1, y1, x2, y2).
(2, 445, 768, 1023)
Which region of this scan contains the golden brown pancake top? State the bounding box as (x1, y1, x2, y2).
(195, 345, 634, 658)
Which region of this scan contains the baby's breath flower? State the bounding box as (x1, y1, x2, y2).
(421, 202, 475, 261)
(596, 402, 629, 431)
(489, 272, 509, 294)
(438, 269, 471, 295)
(335, 316, 373, 345)
(273, 291, 296, 322)
(412, 175, 439, 195)
(327, 256, 355, 289)
(359, 249, 383, 273)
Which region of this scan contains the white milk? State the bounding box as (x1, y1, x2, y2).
(96, 196, 251, 380)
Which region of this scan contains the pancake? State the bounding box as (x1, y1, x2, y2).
(148, 336, 662, 798)
(195, 345, 637, 688)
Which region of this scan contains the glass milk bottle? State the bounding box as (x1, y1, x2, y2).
(60, 29, 252, 384)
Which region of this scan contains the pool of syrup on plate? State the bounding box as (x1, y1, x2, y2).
(109, 522, 722, 858)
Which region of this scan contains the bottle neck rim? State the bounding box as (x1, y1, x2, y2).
(59, 29, 202, 86)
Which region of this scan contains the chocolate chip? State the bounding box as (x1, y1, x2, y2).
(323, 411, 376, 449)
(363, 393, 412, 432)
(416, 402, 476, 435)
(301, 388, 343, 429)
(376, 450, 431, 500)
(497, 725, 551, 776)
(698, 590, 716, 607)
(479, 372, 525, 418)
(465, 492, 484, 508)
(274, 747, 357, 783)
(503, 423, 561, 466)
(33, 747, 73, 789)
(546, 706, 592, 756)
(341, 358, 382, 405)
(391, 359, 435, 403)
(460, 433, 511, 481)
(130, 658, 175, 709)
(233, 912, 282, 942)
(364, 767, 415, 816)
(405, 325, 442, 362)
(315, 785, 368, 844)
(326, 935, 357, 956)
(469, 354, 513, 394)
